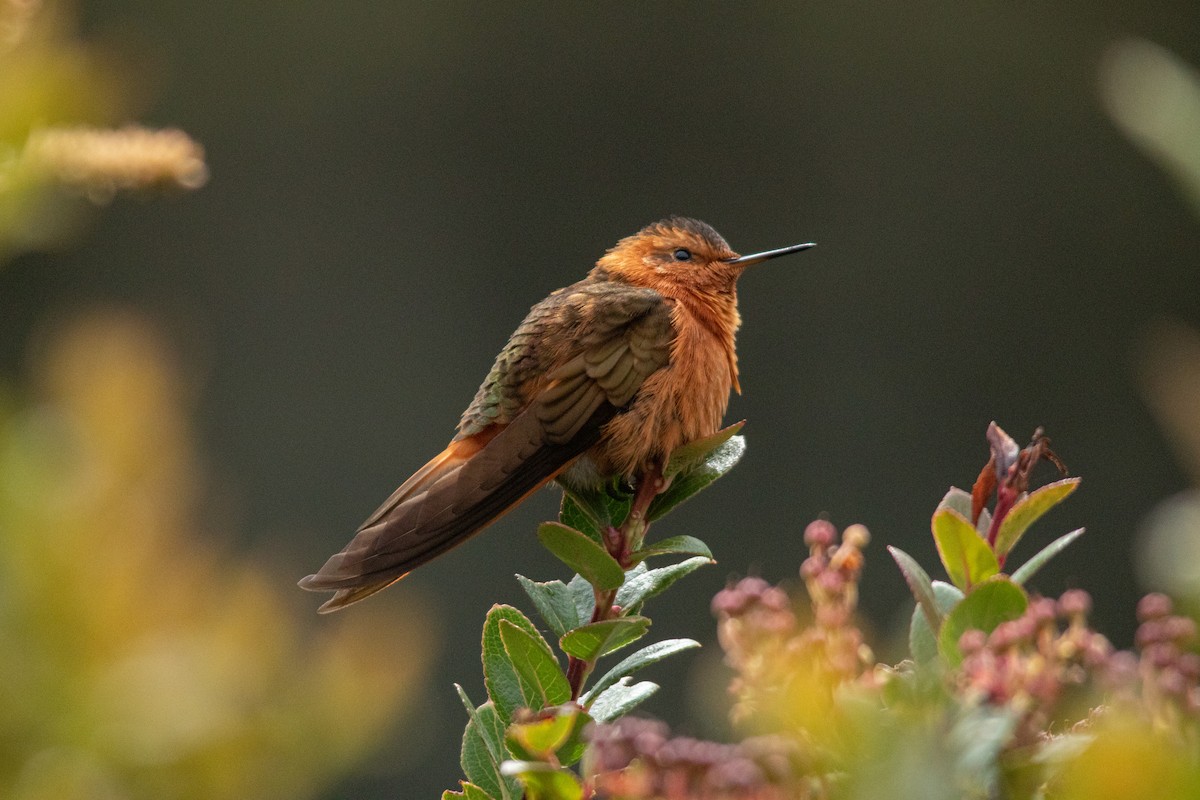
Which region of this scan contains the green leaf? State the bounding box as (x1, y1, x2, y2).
(588, 677, 659, 722)
(938, 577, 1029, 666)
(993, 478, 1081, 559)
(975, 507, 992, 539)
(443, 784, 496, 800)
(505, 706, 580, 758)
(560, 616, 651, 661)
(498, 620, 570, 710)
(566, 574, 595, 626)
(483, 605, 551, 722)
(615, 557, 711, 611)
(500, 762, 583, 800)
(557, 479, 632, 533)
(663, 421, 745, 478)
(558, 492, 604, 544)
(456, 685, 506, 766)
(932, 508, 1000, 590)
(455, 682, 479, 718)
(948, 707, 1020, 795)
(1030, 731, 1096, 766)
(888, 545, 942, 630)
(555, 707, 593, 767)
(1010, 528, 1085, 586)
(583, 638, 700, 704)
(615, 562, 648, 596)
(938, 486, 974, 519)
(647, 435, 746, 521)
(461, 700, 517, 800)
(630, 535, 713, 563)
(517, 575, 584, 638)
(909, 581, 964, 664)
(537, 522, 625, 591)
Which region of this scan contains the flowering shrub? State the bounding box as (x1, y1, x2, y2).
(444, 423, 1200, 799)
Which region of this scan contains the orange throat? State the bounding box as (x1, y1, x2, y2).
(672, 288, 741, 395)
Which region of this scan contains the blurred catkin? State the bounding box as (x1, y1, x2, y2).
(22, 126, 209, 202)
(0, 0, 207, 258)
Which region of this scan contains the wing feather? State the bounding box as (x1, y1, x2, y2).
(300, 280, 674, 611)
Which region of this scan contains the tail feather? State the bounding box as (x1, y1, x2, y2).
(313, 575, 409, 614)
(299, 405, 613, 612)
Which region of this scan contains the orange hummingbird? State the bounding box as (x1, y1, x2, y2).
(300, 217, 814, 612)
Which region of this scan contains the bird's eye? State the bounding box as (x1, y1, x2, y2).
(673, 248, 692, 262)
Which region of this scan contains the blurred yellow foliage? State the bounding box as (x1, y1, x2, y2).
(1054, 714, 1200, 800)
(0, 311, 432, 799)
(0, 1, 123, 144)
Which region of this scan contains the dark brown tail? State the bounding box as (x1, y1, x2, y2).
(298, 408, 607, 612)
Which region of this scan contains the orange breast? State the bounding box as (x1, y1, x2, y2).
(591, 300, 738, 478)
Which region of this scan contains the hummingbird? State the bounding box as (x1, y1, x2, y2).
(300, 217, 814, 612)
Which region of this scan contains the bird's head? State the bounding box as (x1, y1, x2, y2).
(592, 216, 814, 300)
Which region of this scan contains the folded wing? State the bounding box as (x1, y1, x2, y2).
(299, 281, 673, 612)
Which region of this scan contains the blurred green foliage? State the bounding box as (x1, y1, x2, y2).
(563, 428, 1200, 799)
(0, 3, 429, 796)
(0, 311, 431, 799)
(1102, 39, 1200, 216)
(0, 0, 119, 255)
(1112, 41, 1200, 620)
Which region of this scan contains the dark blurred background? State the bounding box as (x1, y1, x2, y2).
(2, 2, 1199, 797)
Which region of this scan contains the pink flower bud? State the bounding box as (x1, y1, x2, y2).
(1145, 642, 1179, 669)
(711, 589, 747, 617)
(1029, 597, 1057, 625)
(1058, 589, 1092, 618)
(760, 586, 790, 612)
(800, 556, 823, 580)
(1159, 667, 1188, 697)
(817, 570, 845, 595)
(804, 520, 837, 548)
(1178, 652, 1200, 680)
(1137, 593, 1173, 622)
(1136, 620, 1166, 648)
(737, 576, 771, 597)
(1163, 616, 1197, 643)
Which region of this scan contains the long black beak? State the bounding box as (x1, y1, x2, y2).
(723, 242, 816, 266)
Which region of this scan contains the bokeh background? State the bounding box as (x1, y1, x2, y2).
(2, 2, 1199, 797)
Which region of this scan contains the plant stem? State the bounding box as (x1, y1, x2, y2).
(567, 461, 667, 700)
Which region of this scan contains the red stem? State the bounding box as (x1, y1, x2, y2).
(567, 461, 667, 700)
